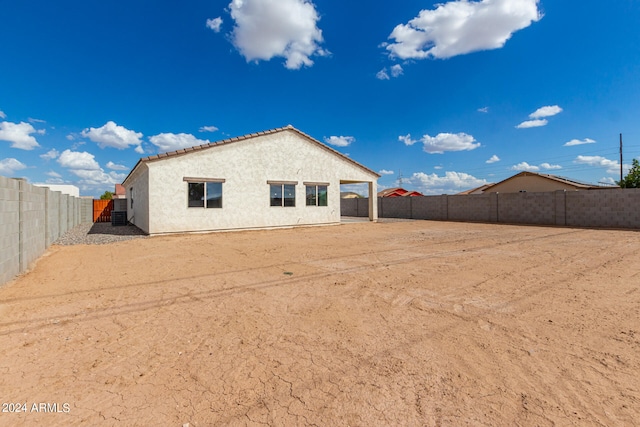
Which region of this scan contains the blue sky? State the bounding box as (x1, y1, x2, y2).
(2, 0, 640, 197)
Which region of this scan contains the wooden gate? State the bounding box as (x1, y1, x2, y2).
(93, 200, 114, 223)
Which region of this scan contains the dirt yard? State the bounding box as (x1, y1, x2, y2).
(0, 221, 638, 426)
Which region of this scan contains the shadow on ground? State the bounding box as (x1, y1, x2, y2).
(88, 222, 147, 236)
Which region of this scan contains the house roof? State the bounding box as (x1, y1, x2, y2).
(377, 187, 423, 197)
(482, 171, 614, 192)
(123, 125, 381, 184)
(456, 183, 494, 195)
(378, 187, 404, 197)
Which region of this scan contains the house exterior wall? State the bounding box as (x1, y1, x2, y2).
(125, 164, 150, 233)
(127, 130, 378, 235)
(484, 175, 579, 193)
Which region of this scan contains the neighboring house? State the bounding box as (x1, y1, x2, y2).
(378, 187, 424, 197)
(456, 183, 494, 195)
(113, 183, 126, 199)
(340, 192, 363, 199)
(33, 184, 80, 197)
(462, 171, 615, 194)
(122, 125, 380, 235)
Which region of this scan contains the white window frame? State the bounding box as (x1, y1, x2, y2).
(268, 181, 297, 207)
(304, 182, 329, 207)
(184, 177, 225, 209)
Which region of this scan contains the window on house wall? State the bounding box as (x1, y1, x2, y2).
(305, 183, 328, 206)
(269, 182, 296, 207)
(184, 178, 224, 208)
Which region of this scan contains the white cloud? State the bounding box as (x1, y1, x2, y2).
(384, 0, 541, 60)
(376, 69, 390, 80)
(390, 64, 403, 77)
(574, 155, 618, 168)
(478, 107, 489, 113)
(377, 64, 404, 80)
(574, 155, 625, 175)
(486, 154, 500, 164)
(57, 149, 101, 170)
(516, 119, 548, 129)
(149, 133, 210, 152)
(0, 158, 27, 175)
(324, 135, 354, 147)
(228, 0, 327, 70)
(398, 134, 417, 146)
(410, 171, 488, 195)
(68, 169, 126, 186)
(0, 111, 6, 119)
(40, 149, 60, 160)
(206, 17, 223, 33)
(510, 161, 562, 171)
(71, 140, 86, 150)
(564, 138, 596, 147)
(434, 165, 443, 170)
(421, 132, 480, 154)
(106, 161, 129, 171)
(0, 121, 41, 150)
(199, 125, 219, 133)
(599, 177, 616, 185)
(516, 105, 562, 128)
(379, 169, 394, 175)
(46, 170, 62, 178)
(81, 121, 143, 150)
(540, 162, 562, 170)
(56, 149, 126, 189)
(66, 134, 75, 141)
(28, 117, 46, 124)
(529, 105, 562, 119)
(511, 162, 539, 171)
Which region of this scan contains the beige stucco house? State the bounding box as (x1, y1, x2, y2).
(122, 125, 379, 235)
(466, 171, 613, 194)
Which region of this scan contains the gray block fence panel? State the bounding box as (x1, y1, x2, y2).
(340, 198, 358, 216)
(566, 189, 640, 228)
(382, 197, 411, 218)
(345, 190, 640, 229)
(448, 195, 493, 222)
(498, 192, 555, 225)
(0, 176, 92, 287)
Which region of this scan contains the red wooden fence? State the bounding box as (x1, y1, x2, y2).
(93, 200, 114, 223)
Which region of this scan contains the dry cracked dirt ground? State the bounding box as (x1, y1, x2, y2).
(0, 221, 639, 426)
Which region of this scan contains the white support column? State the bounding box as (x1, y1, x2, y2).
(368, 181, 378, 222)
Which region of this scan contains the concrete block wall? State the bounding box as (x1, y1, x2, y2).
(0, 176, 93, 287)
(448, 195, 493, 222)
(380, 197, 411, 218)
(0, 176, 21, 286)
(80, 197, 93, 222)
(567, 189, 640, 228)
(341, 189, 640, 229)
(411, 195, 447, 220)
(46, 190, 60, 246)
(19, 181, 47, 272)
(340, 199, 358, 216)
(59, 193, 69, 236)
(498, 192, 556, 225)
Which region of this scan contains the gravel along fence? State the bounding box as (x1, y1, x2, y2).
(54, 223, 147, 246)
